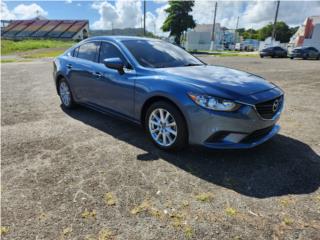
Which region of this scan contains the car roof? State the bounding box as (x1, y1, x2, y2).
(84, 36, 160, 42)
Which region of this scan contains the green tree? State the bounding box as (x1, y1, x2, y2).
(258, 21, 292, 42)
(161, 1, 196, 45)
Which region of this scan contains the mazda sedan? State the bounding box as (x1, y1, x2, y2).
(53, 36, 284, 150)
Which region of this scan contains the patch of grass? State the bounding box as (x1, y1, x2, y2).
(130, 200, 151, 215)
(104, 192, 117, 206)
(195, 192, 214, 202)
(0, 226, 9, 236)
(283, 217, 293, 225)
(1, 39, 75, 55)
(184, 226, 193, 239)
(98, 229, 114, 240)
(279, 197, 295, 207)
(219, 53, 259, 57)
(1, 58, 34, 63)
(22, 49, 65, 59)
(1, 58, 17, 63)
(225, 207, 237, 217)
(130, 200, 163, 219)
(63, 227, 72, 236)
(81, 209, 96, 219)
(170, 212, 184, 228)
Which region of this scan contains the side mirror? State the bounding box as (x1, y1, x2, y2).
(103, 58, 124, 73)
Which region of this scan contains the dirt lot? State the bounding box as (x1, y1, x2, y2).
(1, 57, 320, 240)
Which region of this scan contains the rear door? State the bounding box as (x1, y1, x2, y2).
(68, 41, 100, 102)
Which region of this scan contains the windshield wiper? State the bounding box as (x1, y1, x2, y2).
(184, 63, 203, 67)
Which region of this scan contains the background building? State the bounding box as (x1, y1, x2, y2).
(185, 23, 239, 51)
(1, 18, 89, 40)
(289, 16, 320, 51)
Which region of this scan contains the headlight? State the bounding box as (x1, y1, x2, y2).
(188, 93, 240, 111)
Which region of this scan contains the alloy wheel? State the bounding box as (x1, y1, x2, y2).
(59, 81, 71, 107)
(148, 108, 177, 147)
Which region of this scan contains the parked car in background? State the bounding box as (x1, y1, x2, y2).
(260, 46, 287, 58)
(235, 43, 243, 51)
(289, 46, 320, 60)
(54, 36, 284, 150)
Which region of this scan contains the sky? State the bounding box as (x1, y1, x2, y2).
(1, 0, 320, 36)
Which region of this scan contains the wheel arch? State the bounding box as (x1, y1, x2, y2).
(55, 74, 67, 95)
(140, 95, 188, 132)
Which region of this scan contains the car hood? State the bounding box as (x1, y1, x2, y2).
(155, 65, 276, 99)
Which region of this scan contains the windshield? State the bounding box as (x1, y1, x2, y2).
(121, 39, 204, 68)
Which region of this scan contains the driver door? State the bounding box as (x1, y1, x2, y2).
(89, 42, 135, 118)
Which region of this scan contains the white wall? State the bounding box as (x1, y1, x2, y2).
(303, 24, 320, 51)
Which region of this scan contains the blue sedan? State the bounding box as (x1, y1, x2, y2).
(53, 36, 284, 150)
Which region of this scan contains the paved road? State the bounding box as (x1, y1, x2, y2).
(2, 57, 320, 239)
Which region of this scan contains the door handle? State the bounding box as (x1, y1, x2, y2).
(67, 64, 72, 69)
(92, 72, 102, 78)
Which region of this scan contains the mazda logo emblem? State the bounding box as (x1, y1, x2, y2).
(272, 99, 280, 112)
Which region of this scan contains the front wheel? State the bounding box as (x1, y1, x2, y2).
(58, 79, 76, 109)
(145, 101, 188, 151)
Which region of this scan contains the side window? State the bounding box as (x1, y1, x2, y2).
(99, 42, 127, 65)
(72, 47, 79, 57)
(77, 42, 99, 62)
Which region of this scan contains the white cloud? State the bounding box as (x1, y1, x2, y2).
(91, 0, 169, 36)
(65, 0, 72, 4)
(192, 1, 320, 30)
(91, 0, 142, 29)
(0, 2, 48, 20)
(146, 4, 169, 36)
(1, 2, 16, 20)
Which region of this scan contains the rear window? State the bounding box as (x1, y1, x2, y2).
(76, 42, 99, 62)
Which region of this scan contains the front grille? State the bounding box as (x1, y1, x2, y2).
(255, 96, 283, 119)
(241, 125, 274, 143)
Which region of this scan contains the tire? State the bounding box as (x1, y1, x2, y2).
(290, 57, 294, 60)
(317, 55, 320, 60)
(145, 101, 188, 151)
(303, 54, 308, 60)
(58, 78, 76, 109)
(260, 55, 264, 58)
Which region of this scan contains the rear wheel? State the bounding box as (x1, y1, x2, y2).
(145, 101, 187, 151)
(58, 79, 75, 109)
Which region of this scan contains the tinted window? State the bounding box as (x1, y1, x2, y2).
(99, 42, 126, 64)
(77, 42, 99, 62)
(72, 47, 79, 57)
(122, 39, 203, 68)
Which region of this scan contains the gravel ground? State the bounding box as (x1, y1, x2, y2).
(1, 57, 320, 240)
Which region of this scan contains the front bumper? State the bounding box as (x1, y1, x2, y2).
(185, 96, 283, 149)
(288, 53, 302, 58)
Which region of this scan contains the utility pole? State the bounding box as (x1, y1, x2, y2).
(210, 2, 218, 50)
(234, 16, 239, 45)
(272, 0, 280, 42)
(143, 0, 146, 36)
